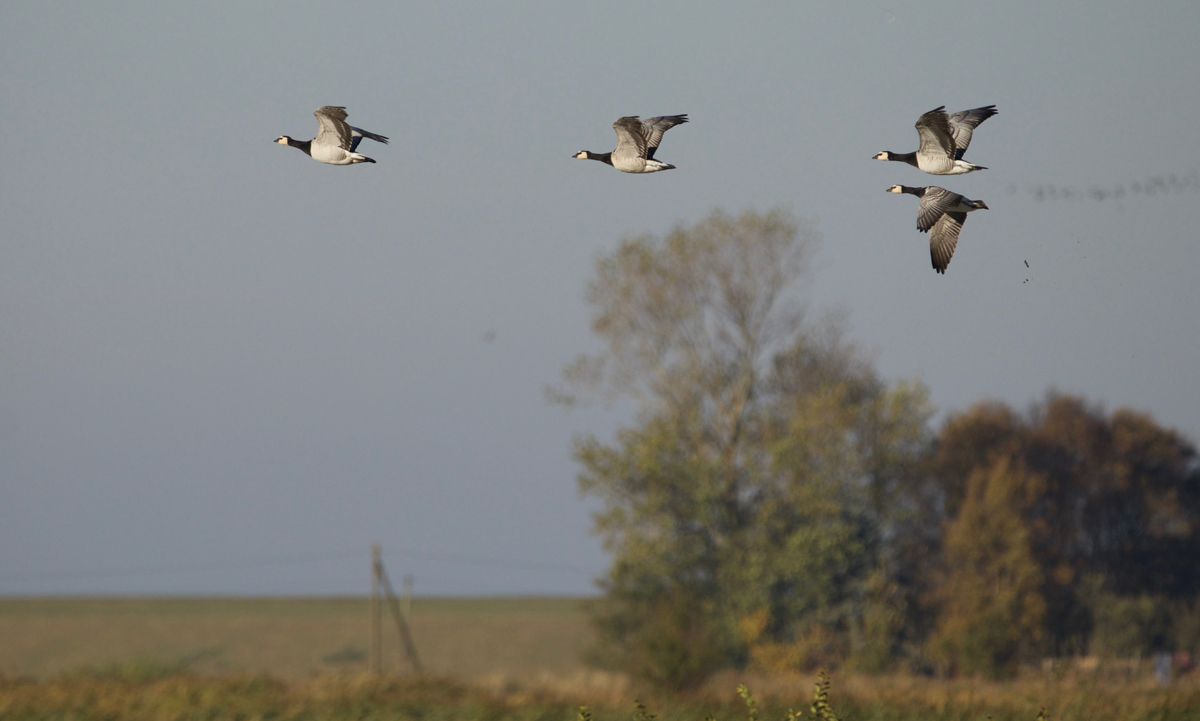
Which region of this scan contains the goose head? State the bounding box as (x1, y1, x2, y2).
(572, 151, 590, 160)
(887, 185, 904, 193)
(873, 151, 893, 161)
(275, 136, 293, 146)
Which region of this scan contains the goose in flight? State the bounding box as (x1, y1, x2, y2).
(574, 115, 688, 173)
(887, 185, 989, 274)
(873, 106, 997, 175)
(275, 106, 389, 165)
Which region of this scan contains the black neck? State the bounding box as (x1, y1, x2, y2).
(585, 151, 613, 166)
(886, 151, 918, 167)
(898, 185, 925, 197)
(288, 138, 313, 156)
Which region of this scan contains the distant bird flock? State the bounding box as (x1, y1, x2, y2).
(1009, 172, 1200, 203)
(275, 104, 1002, 275)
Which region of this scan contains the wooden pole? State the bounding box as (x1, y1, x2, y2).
(402, 574, 414, 622)
(370, 543, 381, 675)
(377, 561, 424, 674)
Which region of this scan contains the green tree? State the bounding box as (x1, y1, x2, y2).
(557, 208, 932, 687)
(1090, 592, 1172, 658)
(930, 455, 1047, 678)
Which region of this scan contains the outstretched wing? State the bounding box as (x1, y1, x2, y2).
(314, 106, 355, 151)
(947, 105, 997, 159)
(348, 125, 389, 153)
(915, 187, 961, 232)
(612, 116, 649, 163)
(929, 212, 967, 273)
(914, 106, 956, 159)
(640, 114, 688, 160)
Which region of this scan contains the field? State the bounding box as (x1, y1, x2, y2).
(3, 597, 1200, 721)
(0, 596, 594, 681)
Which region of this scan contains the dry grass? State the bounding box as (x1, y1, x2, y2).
(2, 670, 1199, 721)
(0, 596, 592, 680)
(3, 598, 1200, 720)
(693, 670, 1200, 721)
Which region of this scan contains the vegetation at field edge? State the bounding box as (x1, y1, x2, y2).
(2, 667, 1199, 721)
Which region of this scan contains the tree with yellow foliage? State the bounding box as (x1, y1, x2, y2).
(930, 456, 1047, 678)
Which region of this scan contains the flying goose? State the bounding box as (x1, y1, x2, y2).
(887, 185, 989, 274)
(574, 115, 688, 173)
(873, 105, 997, 175)
(275, 106, 389, 165)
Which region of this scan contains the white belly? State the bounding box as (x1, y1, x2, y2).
(613, 156, 648, 173)
(918, 155, 982, 175)
(311, 144, 357, 165)
(916, 153, 955, 175)
(615, 158, 674, 174)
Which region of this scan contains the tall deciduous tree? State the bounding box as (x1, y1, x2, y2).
(930, 456, 1047, 678)
(930, 393, 1200, 665)
(557, 209, 932, 687)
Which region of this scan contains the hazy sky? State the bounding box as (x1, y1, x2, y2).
(2, 2, 1198, 596)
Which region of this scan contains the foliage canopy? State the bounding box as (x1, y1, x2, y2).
(559, 208, 932, 688)
(561, 208, 1200, 685)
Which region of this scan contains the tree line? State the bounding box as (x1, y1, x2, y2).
(554, 208, 1200, 688)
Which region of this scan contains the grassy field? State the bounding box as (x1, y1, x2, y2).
(3, 597, 1200, 720)
(0, 596, 593, 680)
(2, 669, 1199, 721)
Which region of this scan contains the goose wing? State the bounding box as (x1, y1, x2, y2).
(947, 105, 997, 159)
(348, 125, 389, 153)
(612, 116, 649, 164)
(930, 212, 967, 273)
(915, 187, 962, 232)
(640, 114, 688, 160)
(313, 106, 355, 151)
(914, 107, 956, 159)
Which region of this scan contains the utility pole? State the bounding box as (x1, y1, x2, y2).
(377, 561, 424, 674)
(370, 543, 381, 675)
(368, 545, 424, 675)
(402, 574, 414, 622)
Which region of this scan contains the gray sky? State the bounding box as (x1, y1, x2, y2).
(2, 2, 1198, 596)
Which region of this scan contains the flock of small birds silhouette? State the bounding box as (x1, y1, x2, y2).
(1009, 171, 1200, 203)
